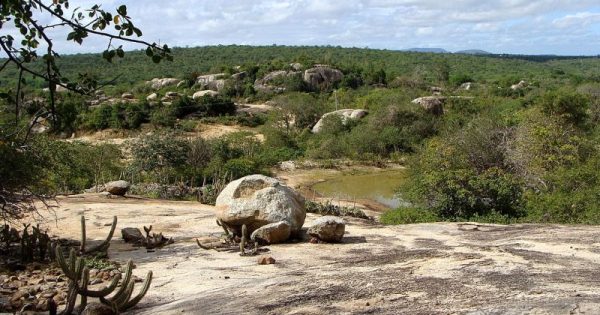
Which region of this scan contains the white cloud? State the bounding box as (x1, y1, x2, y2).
(1, 0, 599, 56)
(553, 12, 600, 28)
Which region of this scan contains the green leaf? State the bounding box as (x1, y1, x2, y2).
(116, 48, 124, 58)
(152, 55, 161, 63)
(117, 5, 127, 16)
(133, 27, 142, 37)
(145, 47, 153, 57)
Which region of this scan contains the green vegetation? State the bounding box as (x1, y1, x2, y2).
(2, 44, 600, 225)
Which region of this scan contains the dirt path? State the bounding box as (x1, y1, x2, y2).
(34, 195, 600, 314)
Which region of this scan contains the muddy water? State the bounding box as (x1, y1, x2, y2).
(311, 169, 408, 208)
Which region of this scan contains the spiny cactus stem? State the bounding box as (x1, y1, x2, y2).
(84, 216, 117, 254)
(80, 216, 86, 253)
(120, 271, 153, 311)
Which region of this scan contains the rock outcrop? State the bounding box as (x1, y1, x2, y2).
(146, 93, 158, 102)
(148, 78, 180, 90)
(215, 175, 306, 241)
(193, 90, 219, 99)
(308, 216, 346, 242)
(303, 65, 343, 90)
(196, 73, 225, 86)
(253, 70, 300, 93)
(510, 80, 528, 90)
(311, 109, 368, 133)
(412, 96, 445, 115)
(105, 180, 130, 196)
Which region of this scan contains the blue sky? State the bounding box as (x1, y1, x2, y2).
(3, 0, 600, 55)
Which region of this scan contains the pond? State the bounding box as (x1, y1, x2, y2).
(311, 169, 408, 209)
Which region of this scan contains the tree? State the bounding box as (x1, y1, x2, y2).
(0, 0, 172, 131)
(0, 0, 171, 219)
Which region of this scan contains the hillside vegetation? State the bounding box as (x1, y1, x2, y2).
(1, 45, 600, 224)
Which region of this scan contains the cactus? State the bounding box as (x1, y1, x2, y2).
(80, 216, 117, 255)
(143, 225, 174, 249)
(55, 245, 152, 314)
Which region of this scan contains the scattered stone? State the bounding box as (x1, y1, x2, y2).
(121, 92, 134, 99)
(251, 221, 291, 244)
(257, 255, 276, 265)
(105, 180, 130, 196)
(307, 216, 346, 242)
(460, 82, 473, 90)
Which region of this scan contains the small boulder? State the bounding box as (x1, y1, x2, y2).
(251, 221, 291, 244)
(121, 93, 134, 99)
(121, 228, 144, 243)
(105, 180, 130, 196)
(307, 216, 346, 242)
(193, 90, 219, 99)
(460, 82, 473, 90)
(510, 80, 527, 90)
(146, 93, 158, 102)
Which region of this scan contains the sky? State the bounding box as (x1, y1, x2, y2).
(3, 0, 600, 55)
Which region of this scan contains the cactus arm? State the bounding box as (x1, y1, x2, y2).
(84, 216, 117, 254)
(113, 277, 135, 307)
(83, 273, 121, 298)
(119, 271, 153, 311)
(109, 260, 133, 301)
(80, 216, 86, 253)
(55, 246, 76, 280)
(79, 268, 90, 312)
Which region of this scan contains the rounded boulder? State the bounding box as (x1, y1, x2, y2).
(215, 175, 306, 238)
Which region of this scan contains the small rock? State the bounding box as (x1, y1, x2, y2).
(121, 227, 144, 243)
(307, 216, 346, 242)
(250, 221, 291, 244)
(81, 302, 116, 315)
(257, 255, 276, 265)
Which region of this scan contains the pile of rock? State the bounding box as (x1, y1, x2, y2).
(147, 78, 181, 90)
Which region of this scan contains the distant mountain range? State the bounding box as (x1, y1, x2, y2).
(404, 48, 492, 55)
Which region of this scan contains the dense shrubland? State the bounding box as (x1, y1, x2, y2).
(2, 45, 600, 223)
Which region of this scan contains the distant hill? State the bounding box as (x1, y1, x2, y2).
(455, 49, 492, 55)
(405, 48, 449, 53)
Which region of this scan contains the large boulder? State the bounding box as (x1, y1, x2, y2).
(193, 90, 219, 99)
(105, 180, 130, 196)
(303, 65, 343, 90)
(215, 175, 306, 240)
(253, 70, 300, 93)
(411, 96, 445, 115)
(311, 109, 368, 133)
(148, 78, 180, 90)
(307, 216, 346, 242)
(206, 79, 225, 92)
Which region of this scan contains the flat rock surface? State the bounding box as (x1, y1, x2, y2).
(34, 194, 600, 314)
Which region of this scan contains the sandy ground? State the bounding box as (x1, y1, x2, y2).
(32, 194, 600, 314)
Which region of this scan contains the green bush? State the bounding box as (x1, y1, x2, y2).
(380, 207, 439, 224)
